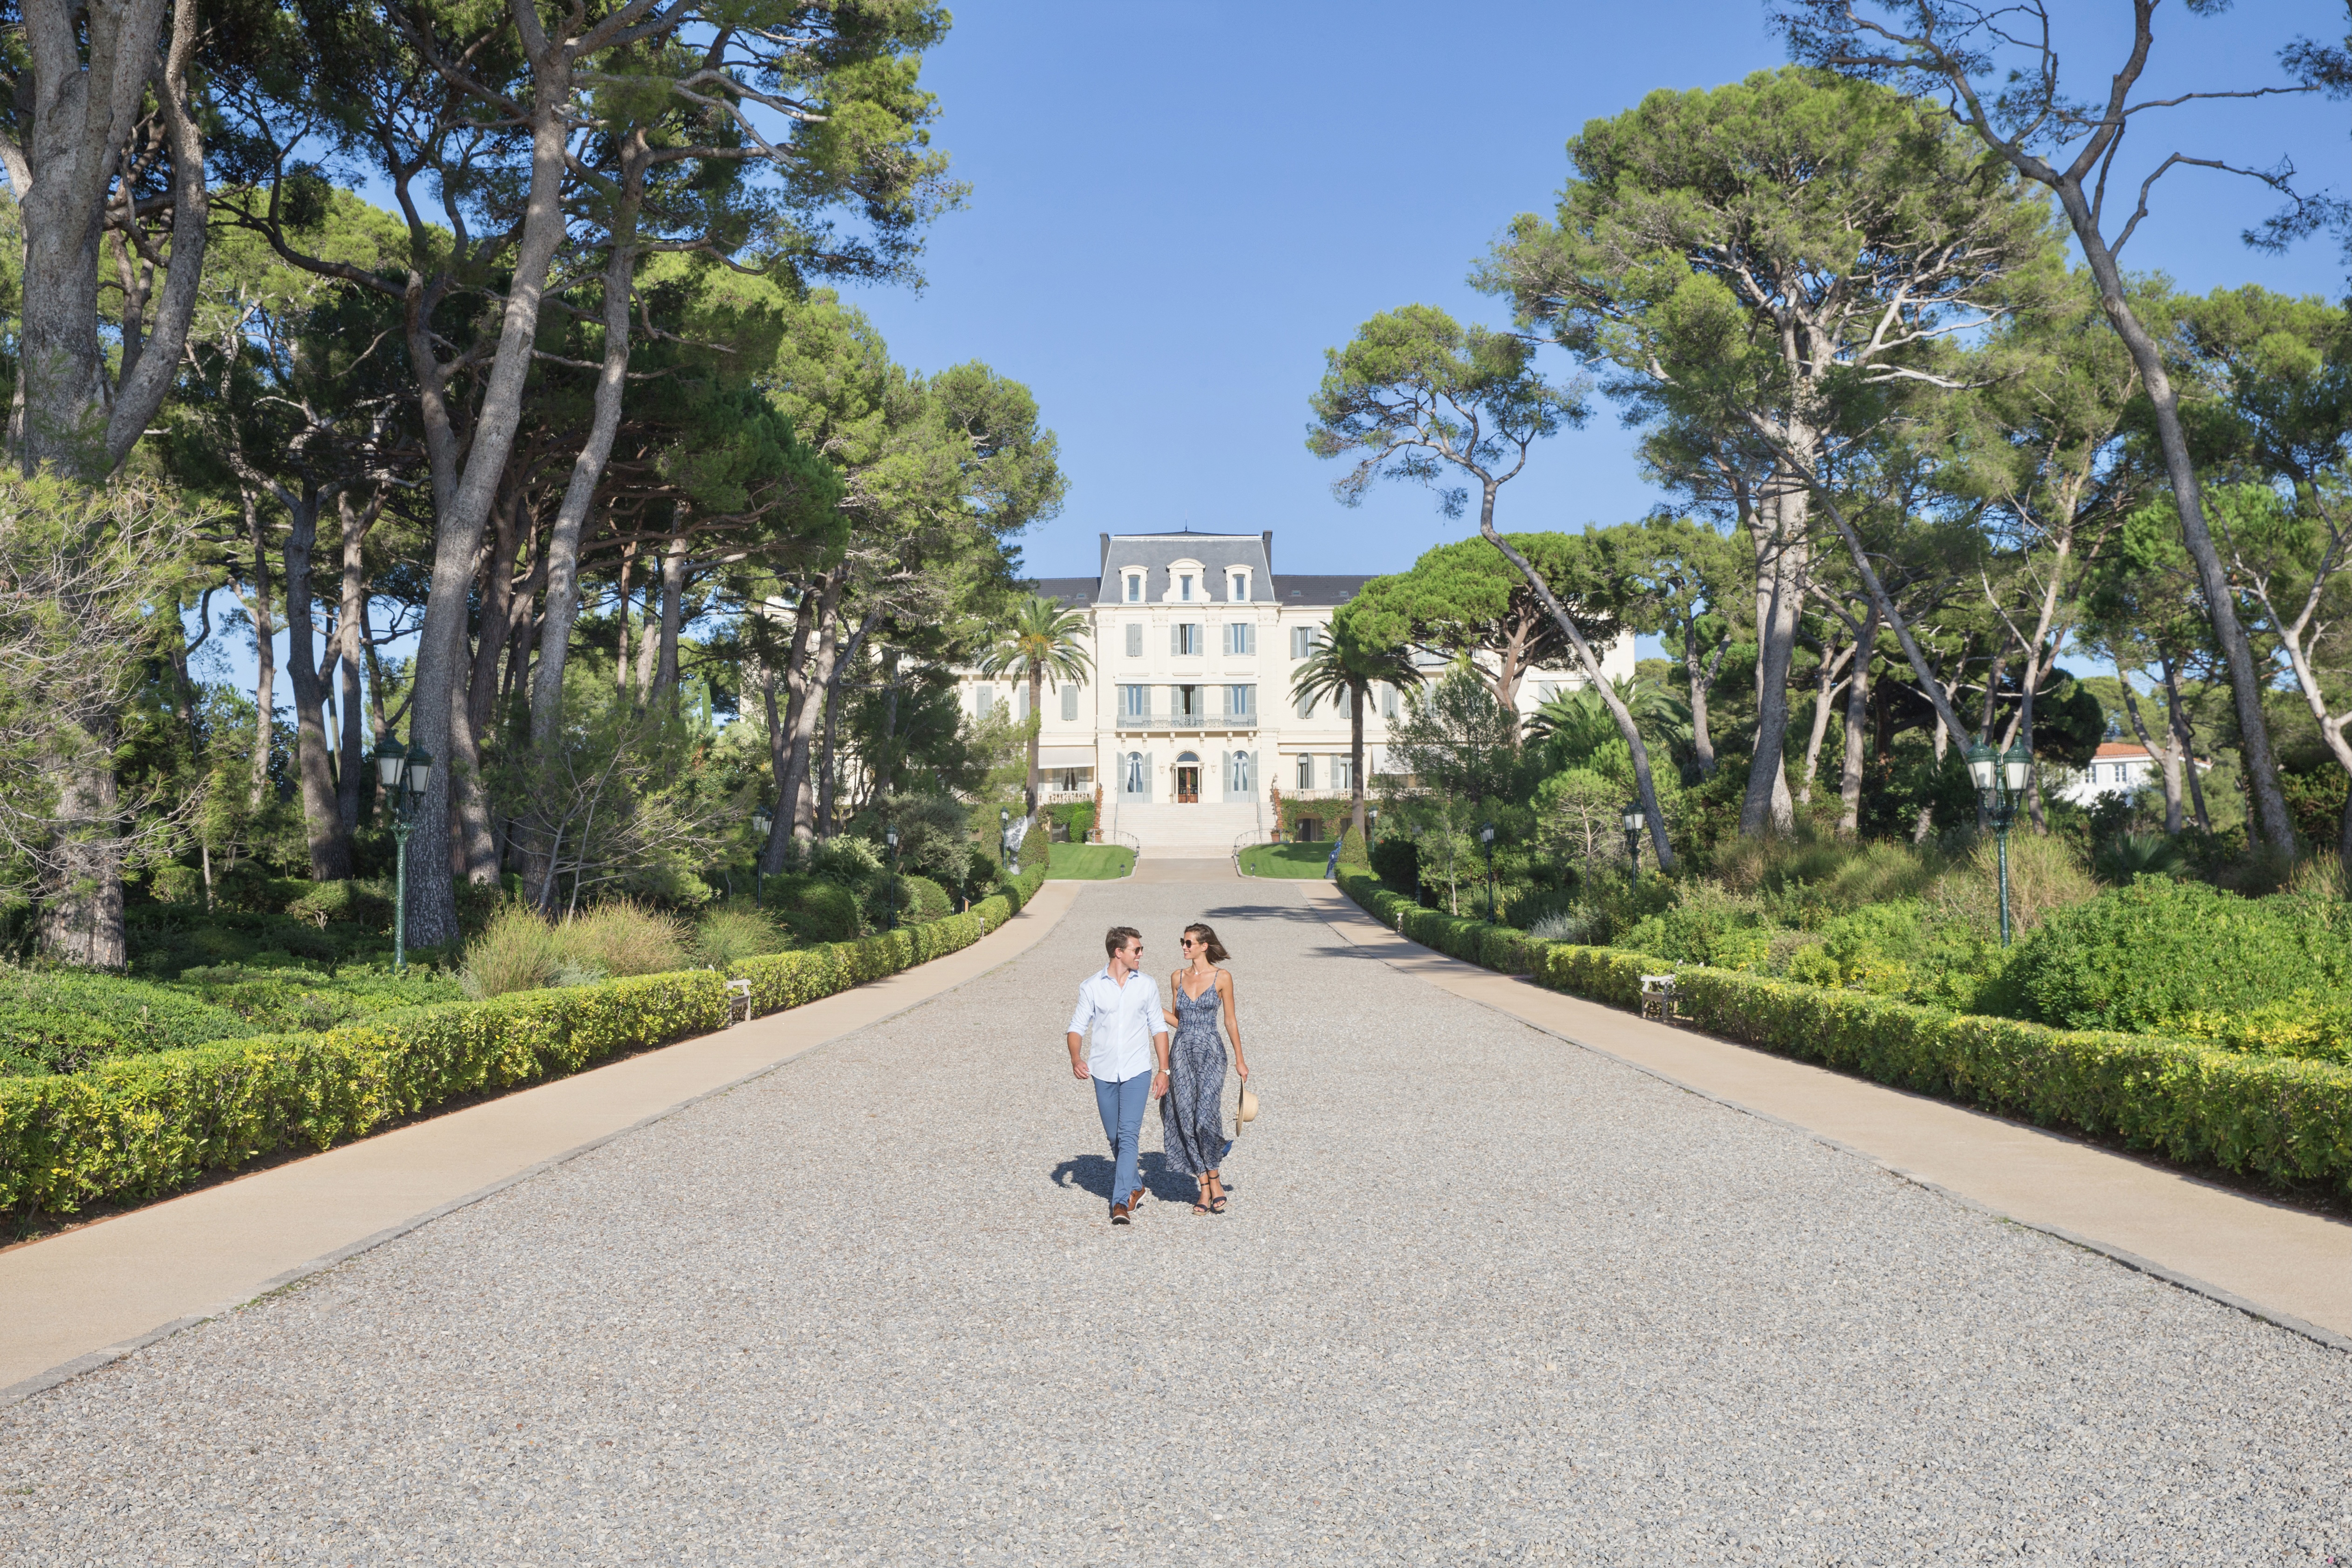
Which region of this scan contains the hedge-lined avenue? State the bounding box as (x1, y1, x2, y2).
(1338, 871, 2352, 1196)
(0, 866, 1051, 1216)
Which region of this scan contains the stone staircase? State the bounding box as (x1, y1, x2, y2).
(1110, 800, 1263, 856)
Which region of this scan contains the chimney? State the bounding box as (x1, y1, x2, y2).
(1099, 532, 1111, 575)
(1261, 530, 1273, 576)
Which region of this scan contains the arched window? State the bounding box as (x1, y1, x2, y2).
(1125, 752, 1145, 793)
(1230, 751, 1253, 793)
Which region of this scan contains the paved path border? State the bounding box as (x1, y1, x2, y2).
(0, 882, 1082, 1407)
(1299, 881, 2352, 1351)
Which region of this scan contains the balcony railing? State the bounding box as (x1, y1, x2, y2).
(1112, 713, 1258, 732)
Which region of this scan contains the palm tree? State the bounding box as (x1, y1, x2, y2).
(1290, 623, 1424, 843)
(979, 593, 1094, 813)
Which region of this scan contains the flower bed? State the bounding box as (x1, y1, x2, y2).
(0, 865, 1050, 1216)
(1337, 870, 2352, 1195)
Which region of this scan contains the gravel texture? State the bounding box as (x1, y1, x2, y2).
(5, 879, 2349, 1565)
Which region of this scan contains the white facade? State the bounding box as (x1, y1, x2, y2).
(955, 530, 1634, 813)
(2057, 741, 2180, 807)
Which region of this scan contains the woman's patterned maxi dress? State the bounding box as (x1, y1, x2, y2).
(1162, 979, 1230, 1177)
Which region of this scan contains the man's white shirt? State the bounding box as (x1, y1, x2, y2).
(1067, 966, 1166, 1083)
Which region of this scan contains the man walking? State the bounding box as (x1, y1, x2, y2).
(1067, 926, 1170, 1226)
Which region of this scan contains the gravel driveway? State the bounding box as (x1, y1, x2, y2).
(5, 878, 2347, 1565)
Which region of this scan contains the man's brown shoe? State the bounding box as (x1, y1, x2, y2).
(1130, 1186, 1145, 1210)
(1111, 1201, 1131, 1225)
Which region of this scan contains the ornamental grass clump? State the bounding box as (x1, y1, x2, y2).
(556, 899, 691, 979)
(692, 906, 787, 967)
(460, 901, 565, 998)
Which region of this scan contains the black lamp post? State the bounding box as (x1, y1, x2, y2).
(885, 823, 901, 930)
(1479, 820, 1496, 921)
(1966, 736, 2035, 946)
(751, 807, 773, 907)
(1622, 802, 1646, 883)
(373, 737, 432, 972)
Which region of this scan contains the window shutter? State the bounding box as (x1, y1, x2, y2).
(1144, 751, 1153, 800)
(1170, 625, 1180, 656)
(1245, 623, 1256, 654)
(1125, 622, 1142, 657)
(1061, 685, 1078, 722)
(1219, 750, 1229, 796)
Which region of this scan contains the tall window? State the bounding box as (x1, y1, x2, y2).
(1174, 683, 1203, 717)
(975, 687, 993, 718)
(1125, 622, 1143, 657)
(1173, 622, 1202, 656)
(1121, 684, 1149, 719)
(1179, 573, 1195, 601)
(1290, 625, 1315, 659)
(1225, 621, 1254, 655)
(1230, 751, 1253, 793)
(1125, 752, 1145, 793)
(1296, 753, 1314, 790)
(1332, 755, 1356, 790)
(1060, 685, 1079, 722)
(1227, 684, 1255, 718)
(1381, 683, 1400, 718)
(1125, 573, 1142, 603)
(1229, 571, 1247, 601)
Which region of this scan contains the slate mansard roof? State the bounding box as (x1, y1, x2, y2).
(1015, 532, 1373, 609)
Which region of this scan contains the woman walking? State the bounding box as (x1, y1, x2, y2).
(1163, 922, 1249, 1214)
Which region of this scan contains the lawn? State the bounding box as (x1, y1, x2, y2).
(1238, 841, 1336, 879)
(1048, 842, 1135, 879)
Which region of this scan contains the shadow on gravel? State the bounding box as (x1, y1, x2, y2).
(1051, 1152, 1229, 1206)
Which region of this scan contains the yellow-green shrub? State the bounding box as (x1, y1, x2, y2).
(0, 863, 1050, 1216)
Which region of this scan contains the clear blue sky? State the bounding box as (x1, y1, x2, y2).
(842, 0, 2349, 585)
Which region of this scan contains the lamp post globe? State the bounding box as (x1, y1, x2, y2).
(1622, 802, 1646, 881)
(884, 825, 900, 930)
(750, 807, 773, 907)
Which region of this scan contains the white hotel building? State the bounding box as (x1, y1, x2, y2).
(956, 530, 1633, 850)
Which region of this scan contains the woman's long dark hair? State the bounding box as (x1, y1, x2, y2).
(1182, 922, 1229, 965)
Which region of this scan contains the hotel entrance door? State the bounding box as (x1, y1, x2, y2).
(1175, 752, 1201, 803)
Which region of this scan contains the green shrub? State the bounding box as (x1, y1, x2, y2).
(1336, 825, 1369, 867)
(171, 965, 462, 1032)
(1999, 879, 2352, 1031)
(0, 861, 1053, 1217)
(282, 879, 394, 929)
(1335, 869, 2352, 1195)
(786, 879, 862, 943)
(558, 899, 690, 979)
(460, 902, 566, 998)
(0, 970, 263, 1077)
(1368, 834, 1418, 892)
(899, 874, 953, 923)
(1049, 801, 1096, 841)
(692, 906, 787, 967)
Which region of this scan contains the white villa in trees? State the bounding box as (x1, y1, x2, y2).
(954, 530, 1633, 848)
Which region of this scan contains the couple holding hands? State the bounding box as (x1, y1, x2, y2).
(1064, 922, 1249, 1226)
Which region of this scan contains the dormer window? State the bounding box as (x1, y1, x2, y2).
(1229, 571, 1248, 601)
(1125, 573, 1143, 603)
(1179, 573, 1194, 602)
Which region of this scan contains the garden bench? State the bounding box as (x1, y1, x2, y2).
(1640, 974, 1677, 1023)
(726, 976, 754, 1026)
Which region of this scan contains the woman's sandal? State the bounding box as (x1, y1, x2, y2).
(1192, 1185, 1211, 1217)
(1207, 1176, 1228, 1214)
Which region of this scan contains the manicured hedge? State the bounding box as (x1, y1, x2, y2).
(1338, 871, 2352, 1194)
(0, 863, 1050, 1216)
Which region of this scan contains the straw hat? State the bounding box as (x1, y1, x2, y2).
(1235, 1079, 1259, 1130)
